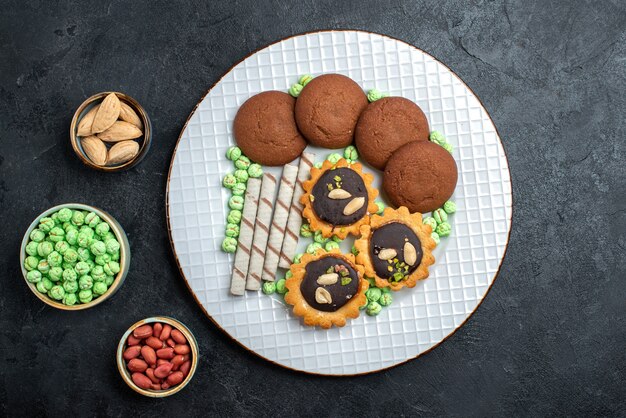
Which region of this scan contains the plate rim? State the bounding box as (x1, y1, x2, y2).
(165, 29, 514, 377)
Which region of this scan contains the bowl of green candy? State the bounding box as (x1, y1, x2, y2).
(20, 203, 131, 310)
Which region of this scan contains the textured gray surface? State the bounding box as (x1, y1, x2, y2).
(0, 0, 624, 416)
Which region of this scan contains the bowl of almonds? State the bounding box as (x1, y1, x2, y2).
(70, 92, 151, 171)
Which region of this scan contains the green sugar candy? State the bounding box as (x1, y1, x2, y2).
(66, 229, 78, 245)
(443, 200, 457, 214)
(225, 223, 240, 238)
(366, 301, 382, 316)
(36, 281, 48, 294)
(41, 278, 53, 291)
(227, 210, 242, 224)
(300, 223, 312, 238)
(48, 227, 65, 242)
(105, 275, 115, 287)
(234, 169, 249, 183)
(62, 268, 77, 282)
(344, 145, 358, 161)
(49, 285, 65, 301)
(103, 231, 116, 242)
(95, 222, 110, 237)
(95, 253, 111, 266)
(103, 261, 120, 276)
(54, 240, 70, 255)
(375, 201, 385, 215)
(57, 208, 73, 223)
(235, 156, 251, 170)
(90, 240, 106, 256)
(429, 131, 446, 146)
(26, 270, 42, 283)
(306, 242, 322, 255)
(25, 241, 38, 256)
(71, 211, 85, 226)
(367, 89, 387, 103)
(366, 287, 382, 302)
(221, 237, 237, 253)
(299, 74, 313, 86)
(51, 212, 60, 224)
(289, 83, 303, 97)
(285, 270, 293, 279)
(231, 182, 247, 196)
(313, 230, 327, 244)
(105, 239, 120, 255)
(91, 266, 106, 282)
(262, 281, 276, 295)
(75, 261, 90, 276)
(433, 208, 448, 224)
(63, 248, 78, 264)
(76, 248, 91, 262)
(223, 173, 237, 189)
(24, 255, 39, 271)
(30, 229, 45, 242)
(84, 212, 101, 228)
(39, 217, 55, 233)
(48, 266, 63, 282)
(77, 232, 92, 248)
(78, 289, 93, 304)
(275, 279, 287, 294)
(63, 293, 77, 306)
(327, 153, 342, 164)
(314, 162, 323, 169)
(331, 235, 342, 243)
(379, 292, 393, 306)
(324, 241, 339, 251)
(293, 253, 303, 264)
(229, 195, 245, 211)
(62, 222, 76, 233)
(226, 146, 242, 161)
(63, 280, 78, 294)
(93, 281, 107, 296)
(435, 222, 452, 237)
(247, 163, 263, 178)
(423, 216, 437, 232)
(431, 232, 440, 245)
(110, 252, 119, 262)
(442, 142, 454, 153)
(37, 260, 50, 274)
(79, 275, 93, 290)
(37, 241, 53, 257)
(47, 251, 62, 267)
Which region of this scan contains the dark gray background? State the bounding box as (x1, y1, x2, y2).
(1, 0, 624, 416)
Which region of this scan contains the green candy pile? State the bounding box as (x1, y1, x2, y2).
(23, 208, 121, 305)
(367, 88, 389, 103)
(429, 130, 454, 154)
(221, 146, 263, 253)
(423, 199, 456, 245)
(362, 278, 394, 316)
(288, 74, 314, 98)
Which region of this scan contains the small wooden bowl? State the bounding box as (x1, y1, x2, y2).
(19, 203, 131, 310)
(70, 92, 152, 172)
(117, 317, 199, 398)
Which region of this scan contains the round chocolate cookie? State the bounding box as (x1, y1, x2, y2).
(300, 255, 360, 312)
(311, 167, 368, 227)
(383, 141, 458, 213)
(370, 222, 423, 281)
(233, 91, 307, 166)
(294, 74, 368, 149)
(355, 97, 430, 170)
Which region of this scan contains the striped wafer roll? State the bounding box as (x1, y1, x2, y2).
(230, 178, 261, 296)
(262, 164, 298, 281)
(245, 173, 277, 290)
(278, 152, 315, 269)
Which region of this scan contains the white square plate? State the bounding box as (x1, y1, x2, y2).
(166, 31, 512, 375)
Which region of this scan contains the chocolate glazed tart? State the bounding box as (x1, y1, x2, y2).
(355, 206, 436, 291)
(284, 248, 369, 329)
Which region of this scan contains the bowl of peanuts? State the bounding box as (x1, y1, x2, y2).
(117, 316, 199, 397)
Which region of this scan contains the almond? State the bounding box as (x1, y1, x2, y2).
(343, 197, 365, 216)
(315, 287, 332, 304)
(404, 242, 418, 266)
(377, 248, 397, 261)
(91, 93, 121, 133)
(107, 140, 139, 166)
(328, 189, 352, 199)
(97, 121, 143, 142)
(119, 101, 143, 129)
(81, 136, 107, 166)
(317, 273, 339, 285)
(77, 105, 99, 136)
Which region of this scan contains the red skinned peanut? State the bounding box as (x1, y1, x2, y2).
(157, 347, 175, 359)
(131, 373, 152, 390)
(146, 337, 163, 350)
(167, 371, 184, 386)
(141, 346, 157, 365)
(153, 322, 163, 338)
(180, 360, 191, 377)
(170, 329, 187, 344)
(159, 324, 172, 341)
(133, 324, 153, 339)
(123, 345, 142, 361)
(127, 335, 142, 346)
(174, 344, 190, 355)
(154, 362, 173, 379)
(145, 368, 160, 384)
(127, 358, 148, 373)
